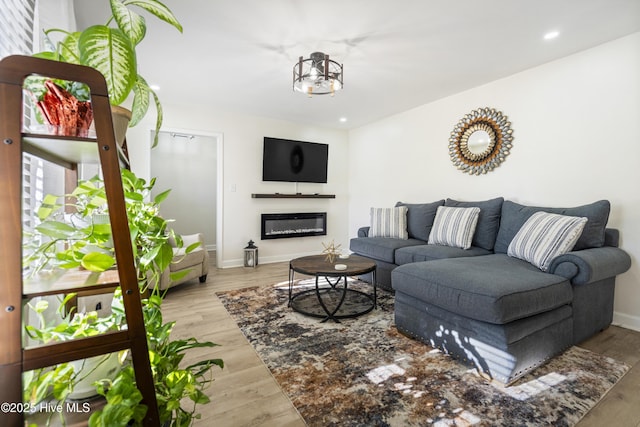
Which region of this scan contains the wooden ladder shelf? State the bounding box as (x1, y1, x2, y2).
(0, 55, 159, 426)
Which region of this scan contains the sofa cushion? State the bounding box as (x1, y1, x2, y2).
(494, 200, 610, 254)
(444, 197, 504, 251)
(395, 200, 445, 241)
(349, 237, 424, 263)
(428, 206, 480, 249)
(395, 244, 491, 265)
(391, 254, 572, 324)
(508, 212, 588, 271)
(369, 206, 408, 239)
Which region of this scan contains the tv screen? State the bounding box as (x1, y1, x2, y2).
(262, 137, 328, 183)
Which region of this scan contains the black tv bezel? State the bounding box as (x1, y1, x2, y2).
(262, 137, 329, 183)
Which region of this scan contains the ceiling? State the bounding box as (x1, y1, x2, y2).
(73, 0, 640, 130)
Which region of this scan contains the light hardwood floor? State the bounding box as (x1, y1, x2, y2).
(160, 258, 640, 427)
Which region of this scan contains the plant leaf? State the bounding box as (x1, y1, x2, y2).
(78, 25, 136, 105)
(149, 84, 163, 148)
(110, 0, 147, 45)
(90, 223, 113, 238)
(124, 191, 144, 202)
(187, 357, 224, 372)
(58, 31, 82, 64)
(153, 189, 171, 205)
(190, 389, 210, 404)
(129, 75, 150, 127)
(81, 252, 116, 272)
(32, 51, 59, 62)
(124, 75, 163, 147)
(35, 220, 77, 239)
(185, 241, 201, 254)
(33, 29, 81, 64)
(168, 270, 190, 282)
(124, 0, 183, 32)
(142, 242, 172, 272)
(34, 300, 49, 314)
(36, 194, 62, 220)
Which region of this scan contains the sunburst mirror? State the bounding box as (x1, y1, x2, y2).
(449, 107, 514, 175)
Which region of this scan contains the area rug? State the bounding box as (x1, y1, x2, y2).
(216, 279, 629, 426)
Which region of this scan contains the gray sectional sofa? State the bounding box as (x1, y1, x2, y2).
(350, 197, 632, 383)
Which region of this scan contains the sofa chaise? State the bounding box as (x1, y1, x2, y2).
(350, 198, 631, 383)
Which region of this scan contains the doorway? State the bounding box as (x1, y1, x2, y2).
(150, 130, 223, 266)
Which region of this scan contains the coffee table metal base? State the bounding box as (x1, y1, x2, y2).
(289, 268, 377, 323)
(289, 276, 375, 322)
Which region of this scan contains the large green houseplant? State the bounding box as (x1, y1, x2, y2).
(23, 169, 223, 426)
(24, 168, 198, 285)
(30, 0, 182, 147)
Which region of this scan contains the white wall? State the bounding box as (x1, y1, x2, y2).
(126, 107, 349, 269)
(348, 33, 640, 330)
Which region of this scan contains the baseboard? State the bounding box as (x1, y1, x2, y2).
(220, 258, 244, 269)
(612, 311, 640, 332)
(219, 251, 322, 269)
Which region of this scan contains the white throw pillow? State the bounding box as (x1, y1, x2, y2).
(427, 206, 480, 250)
(369, 206, 408, 239)
(508, 211, 588, 271)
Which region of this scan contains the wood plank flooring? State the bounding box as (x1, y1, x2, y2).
(160, 258, 640, 427)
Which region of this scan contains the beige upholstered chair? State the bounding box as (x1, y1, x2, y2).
(156, 232, 209, 290)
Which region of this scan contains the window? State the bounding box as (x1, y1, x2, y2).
(1, 0, 43, 232)
(0, 0, 37, 58)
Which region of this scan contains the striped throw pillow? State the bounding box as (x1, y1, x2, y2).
(507, 212, 588, 271)
(369, 206, 408, 239)
(428, 206, 480, 249)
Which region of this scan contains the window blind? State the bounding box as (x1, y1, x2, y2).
(0, 0, 37, 58)
(0, 0, 40, 231)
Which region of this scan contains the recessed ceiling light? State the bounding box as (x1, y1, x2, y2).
(149, 84, 161, 91)
(544, 31, 560, 40)
(339, 117, 347, 123)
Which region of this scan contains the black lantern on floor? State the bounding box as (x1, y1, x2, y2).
(244, 240, 258, 268)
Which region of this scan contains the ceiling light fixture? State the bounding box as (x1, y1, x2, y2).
(293, 52, 343, 97)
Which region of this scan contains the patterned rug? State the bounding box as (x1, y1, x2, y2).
(216, 279, 629, 427)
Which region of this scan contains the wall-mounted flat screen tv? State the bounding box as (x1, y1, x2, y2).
(262, 137, 328, 183)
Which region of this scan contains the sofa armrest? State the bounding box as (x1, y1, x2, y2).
(358, 226, 370, 238)
(170, 233, 209, 275)
(604, 228, 620, 247)
(178, 233, 209, 275)
(548, 246, 631, 285)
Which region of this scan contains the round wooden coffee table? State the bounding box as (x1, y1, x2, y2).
(288, 254, 377, 322)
